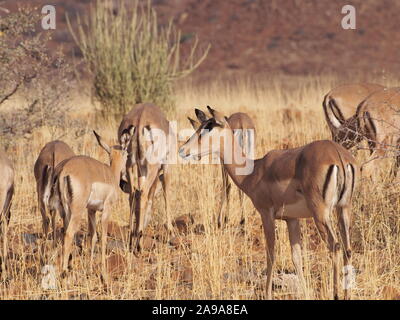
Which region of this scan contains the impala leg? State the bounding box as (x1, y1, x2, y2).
(238, 189, 245, 225)
(87, 209, 97, 272)
(161, 164, 173, 233)
(313, 207, 340, 300)
(260, 208, 275, 300)
(50, 209, 57, 248)
(338, 206, 353, 300)
(101, 205, 110, 284)
(127, 165, 137, 251)
(38, 190, 49, 238)
(61, 206, 81, 274)
(144, 176, 159, 231)
(1, 188, 11, 276)
(286, 218, 307, 298)
(1, 219, 6, 276)
(134, 166, 158, 253)
(217, 166, 231, 228)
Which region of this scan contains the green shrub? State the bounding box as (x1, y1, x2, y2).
(68, 0, 210, 117)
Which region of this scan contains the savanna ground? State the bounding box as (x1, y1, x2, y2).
(1, 74, 400, 300)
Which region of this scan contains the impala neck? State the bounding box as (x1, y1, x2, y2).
(110, 157, 124, 186)
(218, 129, 254, 189)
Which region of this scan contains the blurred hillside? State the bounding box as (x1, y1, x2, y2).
(2, 0, 400, 79)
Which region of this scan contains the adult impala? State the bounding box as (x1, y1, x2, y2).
(356, 87, 400, 179)
(0, 150, 14, 275)
(118, 103, 174, 252)
(49, 129, 133, 279)
(188, 111, 256, 227)
(34, 140, 75, 244)
(179, 106, 358, 300)
(323, 83, 384, 149)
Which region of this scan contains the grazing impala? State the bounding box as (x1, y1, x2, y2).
(49, 129, 133, 278)
(356, 87, 400, 179)
(188, 112, 256, 227)
(34, 140, 75, 244)
(118, 103, 174, 252)
(0, 150, 14, 274)
(179, 106, 358, 300)
(323, 83, 384, 148)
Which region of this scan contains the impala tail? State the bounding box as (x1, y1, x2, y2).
(323, 156, 356, 209)
(60, 175, 73, 224)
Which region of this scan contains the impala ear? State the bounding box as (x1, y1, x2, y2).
(195, 109, 208, 123)
(207, 106, 226, 126)
(187, 117, 199, 130)
(120, 125, 135, 150)
(93, 130, 111, 155)
(207, 105, 215, 117)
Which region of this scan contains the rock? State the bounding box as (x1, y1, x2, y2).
(142, 235, 157, 251)
(41, 264, 57, 290)
(107, 222, 126, 240)
(382, 286, 400, 300)
(181, 267, 193, 283)
(22, 233, 38, 247)
(107, 239, 125, 251)
(273, 272, 301, 294)
(173, 214, 194, 234)
(193, 224, 205, 235)
(107, 253, 127, 277)
(169, 236, 191, 249)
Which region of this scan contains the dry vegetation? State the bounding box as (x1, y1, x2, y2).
(0, 74, 399, 300)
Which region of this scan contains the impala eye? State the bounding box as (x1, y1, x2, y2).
(201, 120, 214, 133)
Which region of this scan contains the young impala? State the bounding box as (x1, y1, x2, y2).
(179, 106, 358, 300)
(0, 150, 14, 275)
(118, 103, 174, 252)
(188, 111, 256, 227)
(34, 140, 75, 244)
(49, 129, 134, 279)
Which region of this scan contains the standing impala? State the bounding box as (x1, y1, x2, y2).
(34, 140, 75, 244)
(118, 103, 174, 252)
(0, 150, 14, 275)
(356, 87, 400, 179)
(188, 111, 256, 227)
(323, 83, 384, 148)
(49, 129, 133, 278)
(179, 106, 358, 300)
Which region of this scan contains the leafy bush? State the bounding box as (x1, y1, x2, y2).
(68, 0, 210, 117)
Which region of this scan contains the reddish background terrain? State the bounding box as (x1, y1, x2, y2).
(2, 0, 400, 79)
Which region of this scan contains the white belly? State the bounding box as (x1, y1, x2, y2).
(86, 182, 114, 211)
(276, 197, 312, 219)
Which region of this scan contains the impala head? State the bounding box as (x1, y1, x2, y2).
(179, 106, 230, 160)
(333, 116, 363, 149)
(324, 97, 362, 149)
(93, 125, 135, 176)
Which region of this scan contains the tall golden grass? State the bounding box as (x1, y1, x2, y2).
(1, 74, 400, 300)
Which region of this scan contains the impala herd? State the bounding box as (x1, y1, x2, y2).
(0, 83, 398, 299)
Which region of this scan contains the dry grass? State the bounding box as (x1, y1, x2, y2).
(1, 75, 400, 300)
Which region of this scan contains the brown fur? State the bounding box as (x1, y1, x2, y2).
(180, 107, 358, 300)
(356, 87, 400, 179)
(0, 150, 14, 275)
(49, 132, 132, 280)
(118, 103, 172, 252)
(33, 140, 75, 244)
(323, 83, 384, 148)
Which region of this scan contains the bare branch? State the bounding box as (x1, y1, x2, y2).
(0, 82, 21, 105)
